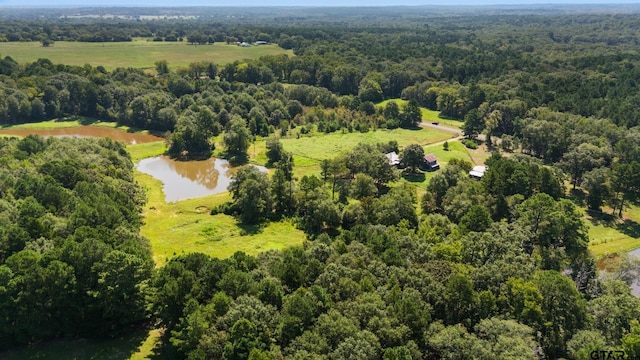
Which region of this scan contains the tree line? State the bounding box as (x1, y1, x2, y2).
(0, 136, 152, 348)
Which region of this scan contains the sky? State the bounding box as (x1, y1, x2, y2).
(1, 0, 640, 7)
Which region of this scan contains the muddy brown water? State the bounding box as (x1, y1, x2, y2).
(0, 126, 163, 144)
(137, 156, 267, 202)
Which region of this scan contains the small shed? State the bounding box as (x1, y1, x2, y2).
(385, 151, 400, 166)
(424, 154, 440, 171)
(469, 165, 487, 179)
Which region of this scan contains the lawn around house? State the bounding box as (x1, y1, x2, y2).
(0, 39, 293, 70)
(247, 126, 458, 179)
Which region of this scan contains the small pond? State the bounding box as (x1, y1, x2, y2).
(0, 126, 265, 202)
(136, 156, 267, 202)
(0, 126, 163, 144)
(598, 248, 640, 296)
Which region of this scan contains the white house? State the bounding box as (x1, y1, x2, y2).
(385, 151, 400, 166)
(469, 165, 487, 179)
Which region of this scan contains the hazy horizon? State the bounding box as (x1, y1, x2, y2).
(1, 0, 640, 7)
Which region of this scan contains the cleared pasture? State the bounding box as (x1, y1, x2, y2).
(0, 39, 293, 70)
(376, 99, 464, 129)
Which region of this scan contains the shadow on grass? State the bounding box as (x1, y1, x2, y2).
(435, 112, 461, 120)
(400, 125, 423, 131)
(586, 209, 616, 226)
(145, 330, 175, 360)
(586, 209, 640, 239)
(1, 324, 158, 360)
(617, 219, 640, 238)
(53, 116, 97, 126)
(402, 170, 426, 183)
(238, 222, 265, 236)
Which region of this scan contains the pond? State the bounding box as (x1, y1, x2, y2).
(136, 156, 267, 202)
(0, 126, 262, 202)
(598, 248, 640, 296)
(0, 126, 163, 144)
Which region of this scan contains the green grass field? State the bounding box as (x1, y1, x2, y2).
(376, 99, 464, 129)
(139, 126, 455, 267)
(246, 126, 458, 178)
(0, 117, 148, 133)
(587, 206, 640, 258)
(0, 39, 293, 70)
(410, 140, 475, 186)
(5, 119, 638, 261)
(127, 141, 167, 163)
(136, 171, 306, 267)
(3, 119, 640, 359)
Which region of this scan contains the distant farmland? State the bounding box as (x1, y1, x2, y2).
(0, 38, 293, 70)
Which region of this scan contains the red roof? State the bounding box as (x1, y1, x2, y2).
(424, 154, 438, 163)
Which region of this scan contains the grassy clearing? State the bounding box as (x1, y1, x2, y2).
(127, 141, 167, 163)
(587, 207, 640, 258)
(0, 118, 90, 129)
(0, 39, 293, 70)
(376, 99, 464, 129)
(140, 126, 454, 267)
(244, 127, 456, 180)
(136, 171, 306, 267)
(130, 329, 164, 360)
(0, 117, 145, 133)
(280, 127, 455, 160)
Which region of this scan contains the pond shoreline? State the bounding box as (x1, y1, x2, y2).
(136, 155, 267, 203)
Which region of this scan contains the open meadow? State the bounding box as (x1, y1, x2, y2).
(247, 126, 459, 178)
(0, 39, 293, 70)
(377, 99, 465, 129)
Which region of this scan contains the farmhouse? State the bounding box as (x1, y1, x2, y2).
(423, 154, 440, 171)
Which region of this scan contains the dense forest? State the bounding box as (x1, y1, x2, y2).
(0, 136, 152, 346)
(2, 5, 640, 359)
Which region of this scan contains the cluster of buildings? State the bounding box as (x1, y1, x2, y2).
(385, 151, 441, 171)
(385, 150, 487, 179)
